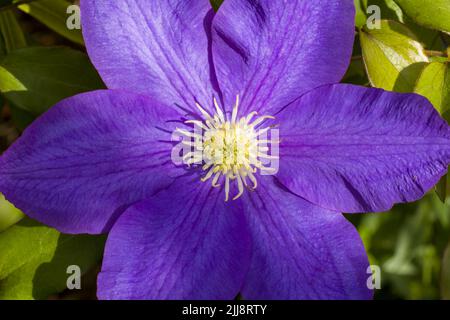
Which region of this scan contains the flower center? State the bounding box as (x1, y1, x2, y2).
(176, 96, 279, 201)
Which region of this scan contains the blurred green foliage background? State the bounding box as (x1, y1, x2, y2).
(0, 0, 450, 300)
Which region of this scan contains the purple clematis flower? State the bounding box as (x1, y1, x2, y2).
(1, 0, 450, 300)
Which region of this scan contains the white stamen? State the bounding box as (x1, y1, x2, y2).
(231, 95, 240, 124)
(214, 97, 225, 123)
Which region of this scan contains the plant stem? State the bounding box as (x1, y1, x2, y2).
(425, 50, 447, 58)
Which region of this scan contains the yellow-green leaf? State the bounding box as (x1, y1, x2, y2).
(360, 20, 428, 92)
(0, 194, 24, 232)
(0, 217, 105, 300)
(415, 62, 450, 116)
(354, 0, 367, 28)
(395, 0, 450, 34)
(415, 62, 450, 202)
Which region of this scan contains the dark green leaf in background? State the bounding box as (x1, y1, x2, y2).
(210, 0, 223, 11)
(0, 217, 105, 299)
(0, 0, 13, 8)
(0, 46, 104, 115)
(355, 0, 403, 28)
(442, 241, 450, 299)
(17, 0, 84, 45)
(343, 37, 370, 86)
(0, 92, 4, 113)
(363, 0, 404, 21)
(344, 57, 369, 86)
(355, 194, 450, 299)
(8, 100, 35, 131)
(0, 9, 26, 54)
(436, 171, 450, 205)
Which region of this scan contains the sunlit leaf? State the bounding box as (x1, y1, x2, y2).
(395, 0, 450, 34)
(0, 65, 26, 92)
(414, 62, 450, 202)
(360, 20, 428, 92)
(0, 194, 23, 232)
(415, 61, 450, 117)
(362, 0, 444, 50)
(354, 0, 367, 28)
(0, 217, 105, 299)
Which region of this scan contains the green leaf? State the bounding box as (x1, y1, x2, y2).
(0, 217, 105, 299)
(210, 0, 223, 11)
(0, 194, 24, 232)
(354, 0, 367, 28)
(9, 102, 35, 131)
(343, 36, 369, 85)
(406, 23, 444, 52)
(357, 194, 450, 299)
(0, 10, 26, 54)
(343, 58, 369, 85)
(0, 46, 104, 115)
(395, 0, 450, 34)
(0, 65, 26, 91)
(415, 62, 450, 116)
(363, 0, 404, 22)
(17, 0, 84, 45)
(430, 56, 450, 63)
(414, 62, 450, 202)
(435, 175, 449, 205)
(360, 20, 428, 92)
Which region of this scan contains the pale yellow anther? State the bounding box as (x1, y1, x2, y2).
(179, 96, 277, 201)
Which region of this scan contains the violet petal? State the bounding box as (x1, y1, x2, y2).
(97, 175, 251, 299)
(0, 90, 183, 234)
(277, 84, 450, 213)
